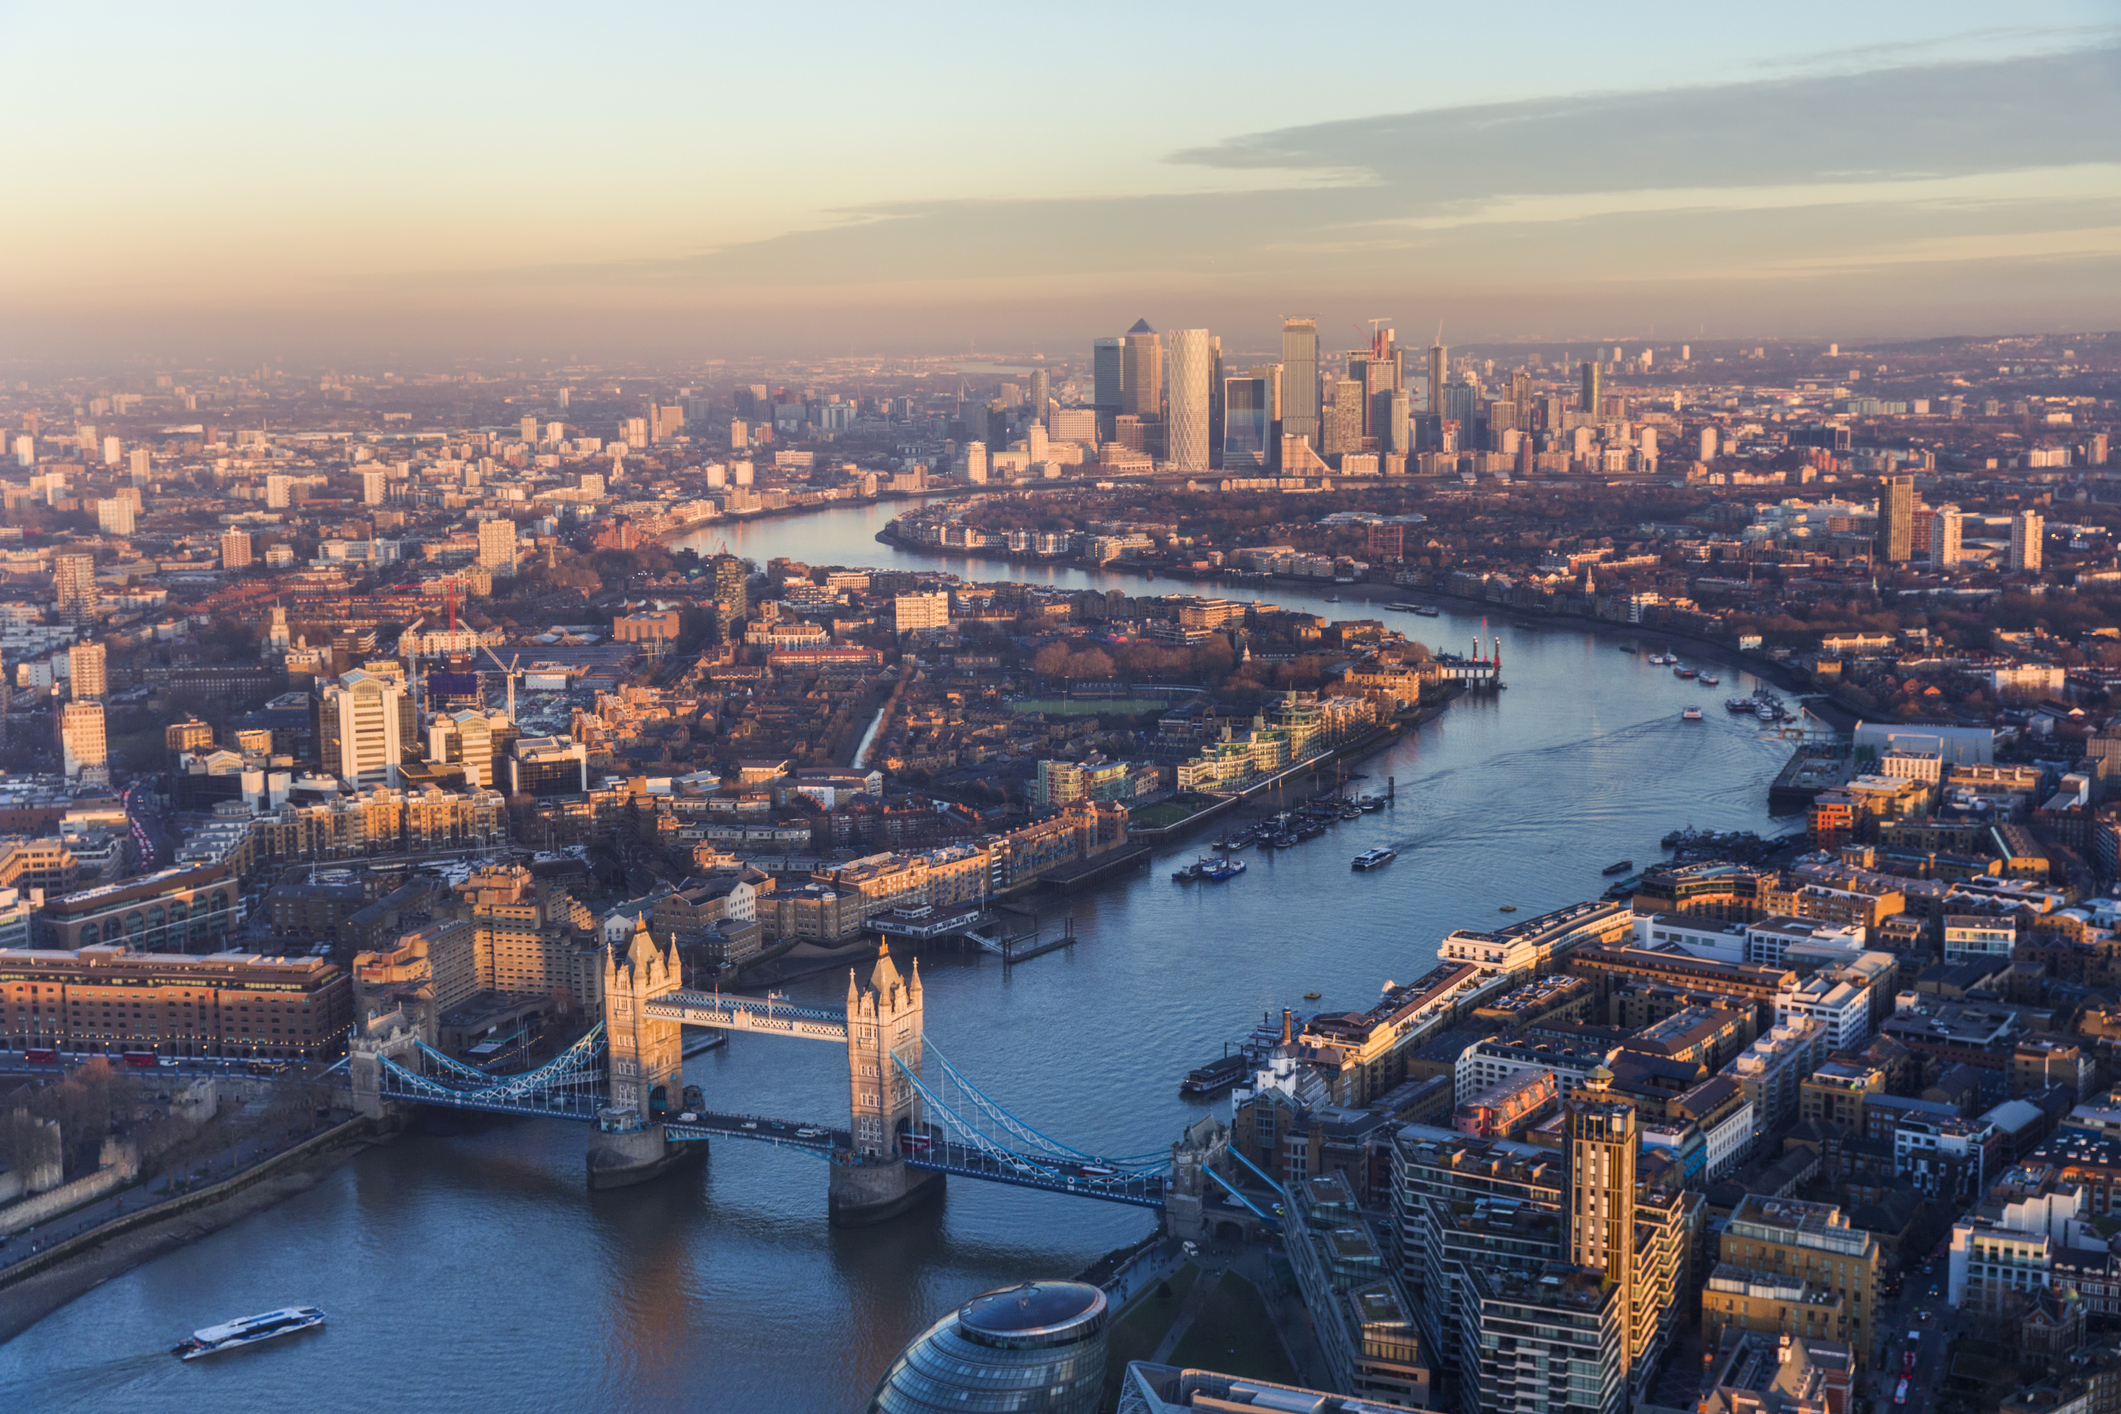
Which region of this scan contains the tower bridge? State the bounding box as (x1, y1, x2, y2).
(347, 922, 1250, 1231)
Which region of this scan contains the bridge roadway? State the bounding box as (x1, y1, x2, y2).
(901, 1139, 1168, 1209)
(664, 1111, 849, 1156)
(644, 990, 850, 1042)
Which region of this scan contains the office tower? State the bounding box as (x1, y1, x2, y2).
(1579, 361, 1601, 415)
(1321, 379, 1364, 457)
(1879, 475, 1914, 563)
(557, 387, 571, 410)
(96, 498, 135, 536)
(60, 701, 108, 783)
(1930, 506, 1964, 567)
(68, 641, 107, 701)
(1029, 369, 1049, 427)
(1121, 320, 1161, 418)
(2010, 509, 2043, 572)
(520, 414, 538, 443)
(1282, 319, 1319, 447)
(1441, 384, 1477, 441)
(53, 553, 96, 624)
(1092, 337, 1124, 437)
(361, 469, 388, 505)
(1565, 1066, 1638, 1389)
(962, 441, 988, 484)
(1165, 329, 1213, 471)
(477, 518, 518, 575)
(315, 670, 405, 787)
(221, 529, 252, 570)
(128, 447, 151, 483)
(1206, 336, 1223, 469)
(1426, 342, 1447, 418)
(1511, 369, 1532, 417)
(1360, 354, 1396, 438)
(1384, 390, 1411, 456)
(1221, 376, 1271, 471)
(1699, 426, 1719, 461)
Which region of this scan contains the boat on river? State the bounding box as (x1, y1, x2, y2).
(1682, 706, 1703, 721)
(1180, 1050, 1247, 1097)
(173, 1308, 326, 1361)
(1352, 848, 1397, 871)
(1601, 859, 1634, 876)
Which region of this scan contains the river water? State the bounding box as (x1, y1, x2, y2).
(0, 502, 1793, 1412)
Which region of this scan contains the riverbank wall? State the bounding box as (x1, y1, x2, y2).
(0, 1117, 375, 1343)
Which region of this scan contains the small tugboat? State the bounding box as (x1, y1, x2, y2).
(1203, 858, 1246, 882)
(1698, 673, 1720, 687)
(1352, 848, 1397, 871)
(1682, 706, 1703, 721)
(173, 1308, 326, 1361)
(1601, 859, 1634, 876)
(1172, 859, 1207, 882)
(1674, 665, 1696, 679)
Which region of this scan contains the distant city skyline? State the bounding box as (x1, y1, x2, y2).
(0, 3, 2116, 359)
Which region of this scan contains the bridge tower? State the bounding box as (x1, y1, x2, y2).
(830, 945, 943, 1225)
(588, 919, 691, 1190)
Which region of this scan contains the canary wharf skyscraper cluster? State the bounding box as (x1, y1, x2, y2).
(1083, 316, 1449, 478)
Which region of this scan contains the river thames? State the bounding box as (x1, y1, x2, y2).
(0, 501, 1795, 1412)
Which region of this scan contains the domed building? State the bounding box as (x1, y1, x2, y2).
(868, 1280, 1108, 1414)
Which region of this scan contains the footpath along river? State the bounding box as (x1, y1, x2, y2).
(0, 501, 1793, 1413)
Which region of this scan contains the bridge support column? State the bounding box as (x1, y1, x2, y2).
(1162, 1115, 1225, 1241)
(828, 1155, 943, 1227)
(347, 1019, 421, 1122)
(588, 1117, 699, 1191)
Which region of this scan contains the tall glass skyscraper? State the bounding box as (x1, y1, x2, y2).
(1281, 318, 1319, 447)
(1222, 375, 1271, 470)
(1092, 337, 1123, 439)
(1121, 318, 1161, 418)
(1166, 328, 1213, 471)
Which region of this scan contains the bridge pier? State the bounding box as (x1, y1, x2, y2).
(587, 1113, 702, 1191)
(828, 1154, 943, 1226)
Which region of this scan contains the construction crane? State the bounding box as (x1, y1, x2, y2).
(401, 616, 427, 727)
(482, 646, 523, 722)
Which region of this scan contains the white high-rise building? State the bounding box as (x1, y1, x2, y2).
(53, 553, 96, 624)
(68, 641, 108, 700)
(221, 528, 253, 569)
(11, 435, 31, 468)
(60, 700, 108, 782)
(2010, 509, 2043, 572)
(1930, 505, 1964, 567)
(96, 498, 136, 536)
(477, 518, 518, 575)
(962, 441, 988, 484)
(1165, 329, 1214, 471)
(361, 469, 388, 505)
(128, 447, 151, 483)
(318, 670, 405, 787)
(102, 436, 122, 466)
(265, 474, 291, 508)
(1699, 426, 1719, 461)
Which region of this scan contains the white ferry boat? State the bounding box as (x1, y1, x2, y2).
(1351, 848, 1398, 871)
(172, 1307, 326, 1360)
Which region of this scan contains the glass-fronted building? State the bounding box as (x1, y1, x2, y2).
(869, 1281, 1108, 1414)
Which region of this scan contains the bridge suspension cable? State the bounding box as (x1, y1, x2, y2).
(375, 1022, 609, 1116)
(907, 1043, 1167, 1172)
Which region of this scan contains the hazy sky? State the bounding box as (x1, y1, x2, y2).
(3, 1, 2117, 361)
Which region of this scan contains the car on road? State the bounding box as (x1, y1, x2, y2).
(740, 1121, 758, 1130)
(795, 1127, 824, 1139)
